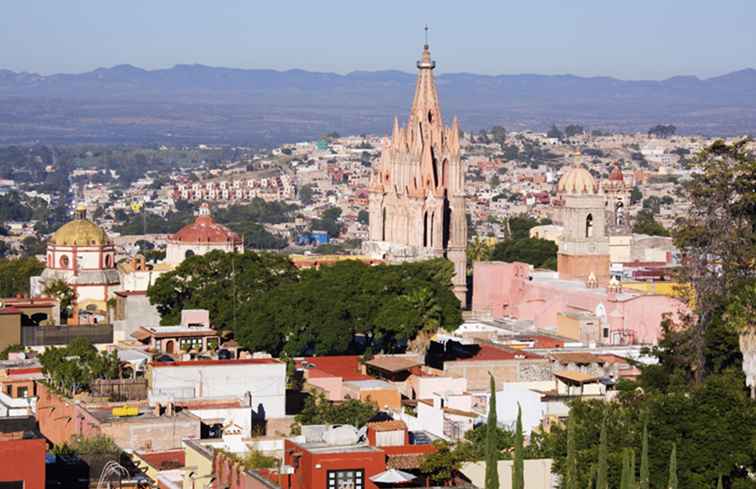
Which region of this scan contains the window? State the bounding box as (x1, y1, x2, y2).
(16, 386, 28, 398)
(586, 213, 594, 238)
(59, 255, 70, 269)
(327, 470, 364, 489)
(179, 337, 203, 352)
(603, 328, 609, 339)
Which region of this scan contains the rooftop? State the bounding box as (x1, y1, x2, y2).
(364, 356, 423, 373)
(454, 343, 543, 362)
(151, 358, 280, 368)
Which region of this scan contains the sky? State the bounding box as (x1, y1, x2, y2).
(2, 0, 755, 80)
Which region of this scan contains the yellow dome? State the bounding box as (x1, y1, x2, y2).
(558, 165, 597, 194)
(50, 219, 110, 246)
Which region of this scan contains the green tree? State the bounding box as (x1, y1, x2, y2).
(486, 374, 500, 489)
(21, 236, 46, 257)
(490, 238, 557, 269)
(630, 186, 643, 205)
(565, 414, 578, 489)
(0, 257, 44, 297)
(668, 444, 678, 489)
(294, 392, 377, 428)
(672, 139, 755, 383)
(633, 210, 670, 237)
(236, 258, 461, 356)
(420, 441, 461, 485)
(39, 338, 119, 396)
(147, 250, 298, 328)
(43, 279, 75, 324)
(512, 404, 524, 489)
(596, 416, 609, 489)
(621, 448, 631, 489)
(640, 420, 650, 489)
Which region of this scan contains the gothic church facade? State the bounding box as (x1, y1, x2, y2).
(363, 43, 468, 306)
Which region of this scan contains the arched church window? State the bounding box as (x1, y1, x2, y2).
(427, 110, 433, 123)
(615, 201, 625, 226)
(586, 214, 594, 238)
(423, 211, 428, 247)
(185, 250, 195, 259)
(105, 254, 113, 268)
(59, 255, 69, 269)
(382, 208, 387, 241)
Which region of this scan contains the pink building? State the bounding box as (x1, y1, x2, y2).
(472, 261, 688, 345)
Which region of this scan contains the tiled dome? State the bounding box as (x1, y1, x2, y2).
(50, 219, 110, 246)
(558, 166, 597, 195)
(171, 205, 241, 244)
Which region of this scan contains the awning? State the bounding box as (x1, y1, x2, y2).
(369, 469, 416, 484)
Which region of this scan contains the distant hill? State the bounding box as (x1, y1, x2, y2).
(0, 64, 754, 145)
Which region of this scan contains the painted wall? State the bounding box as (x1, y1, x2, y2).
(472, 261, 687, 345)
(461, 458, 555, 489)
(149, 362, 286, 419)
(0, 437, 46, 489)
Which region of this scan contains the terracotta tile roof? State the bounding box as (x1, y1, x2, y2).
(300, 355, 371, 381)
(368, 420, 407, 432)
(455, 343, 543, 362)
(137, 449, 186, 470)
(151, 358, 280, 368)
(170, 214, 241, 245)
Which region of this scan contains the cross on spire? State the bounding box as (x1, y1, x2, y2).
(424, 25, 429, 48)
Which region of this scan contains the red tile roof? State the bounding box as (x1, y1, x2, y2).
(170, 214, 241, 245)
(300, 355, 371, 381)
(152, 358, 280, 368)
(137, 449, 186, 470)
(455, 344, 543, 362)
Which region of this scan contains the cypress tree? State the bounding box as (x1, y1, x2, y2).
(640, 421, 650, 489)
(596, 416, 609, 489)
(628, 448, 636, 489)
(565, 415, 578, 489)
(667, 443, 678, 489)
(620, 448, 630, 489)
(716, 475, 723, 489)
(512, 403, 524, 489)
(485, 373, 499, 489)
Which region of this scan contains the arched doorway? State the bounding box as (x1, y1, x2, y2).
(164, 340, 175, 354)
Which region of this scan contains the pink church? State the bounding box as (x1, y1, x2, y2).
(472, 262, 687, 345)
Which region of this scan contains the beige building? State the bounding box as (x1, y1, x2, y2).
(461, 459, 556, 489)
(363, 42, 467, 306)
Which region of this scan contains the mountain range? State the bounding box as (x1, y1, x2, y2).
(1, 64, 754, 145)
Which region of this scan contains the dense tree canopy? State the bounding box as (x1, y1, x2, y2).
(39, 338, 119, 396)
(235, 258, 461, 356)
(632, 210, 669, 237)
(147, 250, 299, 328)
(0, 257, 44, 297)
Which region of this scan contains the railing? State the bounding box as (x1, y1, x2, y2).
(21, 324, 114, 346)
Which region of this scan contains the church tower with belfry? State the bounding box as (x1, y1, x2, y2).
(556, 153, 611, 284)
(363, 36, 468, 307)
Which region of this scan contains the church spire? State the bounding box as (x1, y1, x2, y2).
(409, 32, 442, 133)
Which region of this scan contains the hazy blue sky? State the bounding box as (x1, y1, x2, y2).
(2, 1, 755, 79)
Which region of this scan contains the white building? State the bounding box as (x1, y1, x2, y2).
(148, 358, 286, 419)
